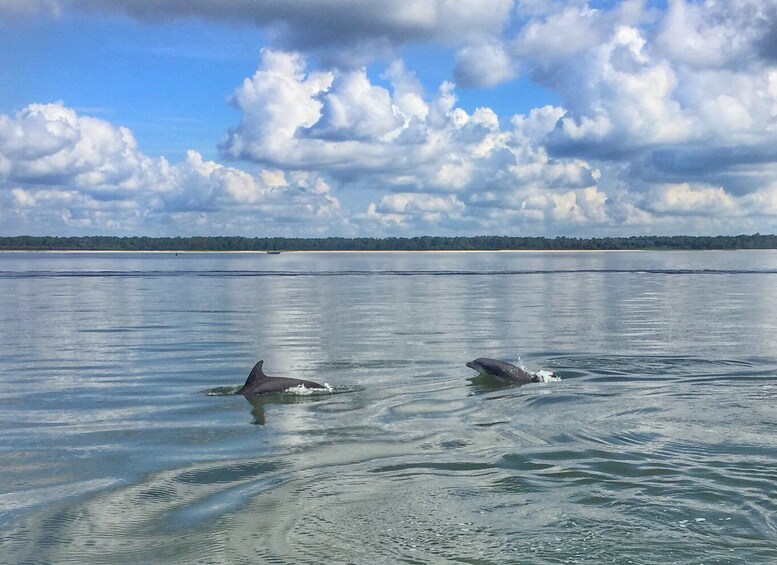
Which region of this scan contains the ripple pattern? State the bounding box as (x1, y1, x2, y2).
(3, 251, 777, 563)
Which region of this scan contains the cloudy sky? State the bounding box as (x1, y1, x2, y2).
(1, 0, 777, 237)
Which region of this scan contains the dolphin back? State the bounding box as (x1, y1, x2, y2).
(468, 357, 537, 384)
(238, 360, 327, 396)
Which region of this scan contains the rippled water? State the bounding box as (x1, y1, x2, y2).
(1, 250, 776, 563)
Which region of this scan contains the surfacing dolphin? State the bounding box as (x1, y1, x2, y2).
(238, 360, 327, 396)
(466, 357, 542, 385)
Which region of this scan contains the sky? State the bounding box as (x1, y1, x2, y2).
(1, 0, 777, 238)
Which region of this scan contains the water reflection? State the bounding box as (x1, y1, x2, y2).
(466, 372, 531, 394)
(3, 251, 777, 563)
(243, 394, 330, 426)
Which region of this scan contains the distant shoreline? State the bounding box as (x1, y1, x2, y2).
(0, 248, 657, 254)
(1, 234, 775, 252)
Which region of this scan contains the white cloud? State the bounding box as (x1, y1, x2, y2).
(220, 48, 607, 235)
(0, 61, 610, 237)
(365, 192, 466, 227)
(0, 102, 166, 196)
(454, 42, 517, 88)
(742, 182, 777, 215)
(656, 0, 775, 69)
(645, 183, 739, 216)
(508, 1, 777, 228)
(4, 88, 776, 237)
(0, 102, 343, 235)
(382, 60, 429, 122)
(545, 25, 699, 156)
(8, 1, 777, 237)
(514, 3, 607, 62)
(221, 49, 334, 166)
(309, 69, 402, 142)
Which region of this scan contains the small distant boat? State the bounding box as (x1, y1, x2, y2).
(267, 250, 281, 254)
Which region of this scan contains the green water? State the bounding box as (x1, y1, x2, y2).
(1, 250, 776, 563)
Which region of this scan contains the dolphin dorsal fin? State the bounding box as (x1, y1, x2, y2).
(247, 360, 266, 383)
(237, 361, 268, 395)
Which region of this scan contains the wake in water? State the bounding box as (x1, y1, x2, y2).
(209, 356, 560, 398)
(511, 352, 561, 383)
(206, 382, 364, 425)
(207, 383, 360, 397)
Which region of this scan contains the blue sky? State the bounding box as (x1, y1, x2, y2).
(1, 0, 776, 238)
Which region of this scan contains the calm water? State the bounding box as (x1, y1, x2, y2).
(1, 250, 776, 564)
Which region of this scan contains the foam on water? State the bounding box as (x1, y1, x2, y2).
(534, 369, 562, 383)
(515, 353, 561, 383)
(206, 383, 360, 397)
(284, 383, 334, 396)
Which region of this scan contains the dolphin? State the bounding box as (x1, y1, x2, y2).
(466, 357, 541, 385)
(237, 360, 327, 396)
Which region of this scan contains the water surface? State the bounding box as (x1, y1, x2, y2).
(1, 250, 776, 563)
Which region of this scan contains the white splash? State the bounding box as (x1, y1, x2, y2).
(533, 369, 562, 383)
(285, 383, 334, 396)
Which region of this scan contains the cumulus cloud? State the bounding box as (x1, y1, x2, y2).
(219, 49, 607, 233)
(454, 42, 517, 88)
(656, 0, 777, 69)
(543, 25, 699, 158)
(514, 3, 608, 62)
(0, 52, 610, 236)
(363, 193, 466, 227)
(499, 0, 777, 231)
(0, 103, 343, 235)
(742, 182, 777, 215)
(7, 1, 777, 236)
(645, 183, 739, 216)
(0, 102, 166, 197)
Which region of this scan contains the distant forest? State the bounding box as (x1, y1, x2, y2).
(1, 234, 776, 251)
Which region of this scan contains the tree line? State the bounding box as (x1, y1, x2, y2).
(1, 234, 776, 251)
